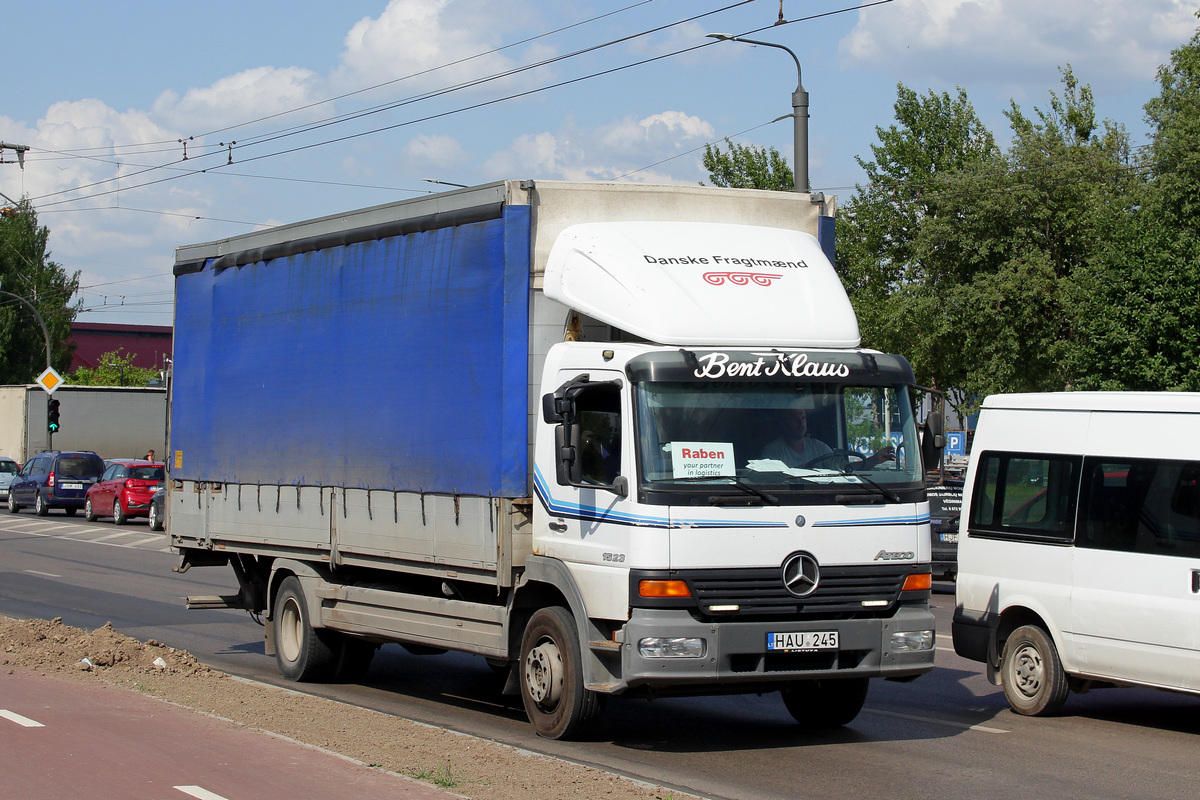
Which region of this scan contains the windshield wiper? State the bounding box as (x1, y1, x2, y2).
(648, 475, 779, 505)
(832, 470, 901, 504)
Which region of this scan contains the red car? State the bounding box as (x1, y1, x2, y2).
(84, 461, 166, 524)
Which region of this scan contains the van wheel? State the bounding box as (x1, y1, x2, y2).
(781, 677, 870, 729)
(35, 493, 49, 516)
(1001, 624, 1070, 716)
(273, 576, 338, 682)
(519, 607, 604, 739)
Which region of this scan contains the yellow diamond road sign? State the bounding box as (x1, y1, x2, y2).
(36, 367, 63, 394)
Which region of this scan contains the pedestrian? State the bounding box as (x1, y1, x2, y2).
(144, 449, 156, 461)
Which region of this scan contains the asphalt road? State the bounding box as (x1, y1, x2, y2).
(3, 510, 1200, 800)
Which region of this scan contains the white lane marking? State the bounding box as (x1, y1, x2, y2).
(174, 787, 231, 800)
(4, 521, 85, 534)
(865, 707, 1009, 734)
(91, 530, 145, 543)
(126, 535, 166, 548)
(0, 710, 45, 728)
(22, 569, 62, 578)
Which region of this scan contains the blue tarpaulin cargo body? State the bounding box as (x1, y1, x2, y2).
(172, 203, 532, 498)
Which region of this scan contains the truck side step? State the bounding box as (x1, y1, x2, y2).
(185, 594, 250, 610)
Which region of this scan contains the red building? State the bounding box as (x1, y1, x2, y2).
(69, 322, 173, 372)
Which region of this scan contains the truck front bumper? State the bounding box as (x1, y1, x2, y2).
(611, 605, 935, 693)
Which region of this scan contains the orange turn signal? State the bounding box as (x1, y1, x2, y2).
(902, 573, 932, 592)
(638, 579, 692, 598)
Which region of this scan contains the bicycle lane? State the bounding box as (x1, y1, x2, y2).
(0, 668, 460, 800)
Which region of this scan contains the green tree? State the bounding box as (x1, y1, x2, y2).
(836, 85, 1000, 419)
(67, 348, 159, 387)
(1067, 18, 1200, 390)
(702, 138, 794, 190)
(0, 199, 80, 383)
(920, 67, 1132, 406)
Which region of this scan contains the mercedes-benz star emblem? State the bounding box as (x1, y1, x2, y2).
(781, 553, 820, 598)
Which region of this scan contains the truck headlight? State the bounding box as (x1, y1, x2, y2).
(638, 637, 706, 658)
(890, 630, 935, 651)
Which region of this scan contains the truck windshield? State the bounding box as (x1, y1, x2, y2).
(633, 381, 925, 503)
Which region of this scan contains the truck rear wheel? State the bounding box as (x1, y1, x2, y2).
(1000, 624, 1069, 716)
(519, 606, 604, 739)
(781, 677, 870, 729)
(333, 637, 377, 682)
(274, 576, 338, 682)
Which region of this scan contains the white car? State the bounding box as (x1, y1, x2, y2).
(0, 457, 19, 501)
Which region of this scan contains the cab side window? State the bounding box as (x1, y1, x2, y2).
(969, 452, 1080, 542)
(576, 385, 621, 486)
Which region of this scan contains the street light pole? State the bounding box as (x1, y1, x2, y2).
(706, 33, 809, 193)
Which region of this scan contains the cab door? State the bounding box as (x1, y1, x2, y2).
(539, 370, 638, 621)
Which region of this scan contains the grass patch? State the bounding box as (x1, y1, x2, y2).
(408, 762, 462, 789)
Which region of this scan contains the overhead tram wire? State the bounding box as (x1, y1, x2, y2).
(33, 1, 885, 210)
(30, 0, 755, 206)
(26, 0, 667, 168)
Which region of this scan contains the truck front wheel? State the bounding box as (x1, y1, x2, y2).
(519, 607, 604, 740)
(781, 677, 870, 729)
(273, 576, 338, 682)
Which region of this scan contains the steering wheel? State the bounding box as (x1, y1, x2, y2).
(803, 449, 867, 469)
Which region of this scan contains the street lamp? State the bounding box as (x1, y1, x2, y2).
(706, 33, 809, 193)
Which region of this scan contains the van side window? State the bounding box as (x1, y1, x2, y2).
(969, 452, 1080, 542)
(1078, 457, 1200, 558)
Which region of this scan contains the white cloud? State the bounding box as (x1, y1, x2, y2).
(841, 0, 1197, 87)
(404, 134, 469, 168)
(484, 111, 714, 182)
(152, 66, 326, 132)
(333, 0, 534, 96)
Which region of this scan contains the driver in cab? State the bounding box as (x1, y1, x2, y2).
(762, 408, 895, 469)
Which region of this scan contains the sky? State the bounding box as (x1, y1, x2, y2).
(2, 0, 1197, 328)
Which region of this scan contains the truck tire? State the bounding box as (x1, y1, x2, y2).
(781, 677, 870, 729)
(519, 606, 604, 740)
(1000, 624, 1070, 716)
(333, 637, 377, 682)
(35, 493, 49, 517)
(273, 576, 338, 682)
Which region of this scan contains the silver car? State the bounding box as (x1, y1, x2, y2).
(0, 457, 19, 501)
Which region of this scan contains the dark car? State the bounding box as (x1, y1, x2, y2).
(148, 487, 166, 531)
(927, 477, 964, 580)
(85, 461, 165, 524)
(7, 450, 106, 516)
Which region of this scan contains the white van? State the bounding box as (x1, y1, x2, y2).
(952, 392, 1200, 715)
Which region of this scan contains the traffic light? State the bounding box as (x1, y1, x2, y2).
(47, 398, 60, 433)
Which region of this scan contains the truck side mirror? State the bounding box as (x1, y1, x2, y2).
(920, 412, 945, 472)
(554, 423, 583, 486)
